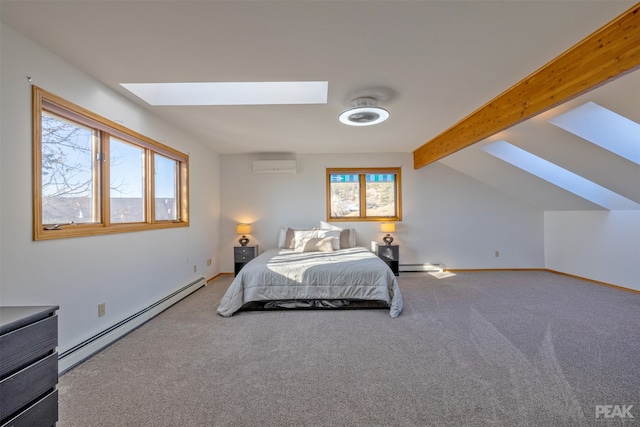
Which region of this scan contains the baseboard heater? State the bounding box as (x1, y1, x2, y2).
(399, 263, 443, 272)
(58, 276, 206, 374)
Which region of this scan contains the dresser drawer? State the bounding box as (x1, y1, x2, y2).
(234, 246, 256, 262)
(0, 352, 58, 421)
(0, 315, 57, 378)
(0, 389, 58, 427)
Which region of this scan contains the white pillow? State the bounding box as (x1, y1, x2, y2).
(300, 236, 334, 253)
(294, 229, 340, 252)
(277, 227, 297, 249)
(316, 229, 340, 250)
(320, 221, 340, 231)
(278, 227, 287, 248)
(319, 221, 356, 248)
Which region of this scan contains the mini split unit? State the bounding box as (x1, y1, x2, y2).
(252, 160, 297, 174)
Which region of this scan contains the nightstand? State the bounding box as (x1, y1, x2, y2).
(234, 246, 258, 276)
(372, 242, 399, 276)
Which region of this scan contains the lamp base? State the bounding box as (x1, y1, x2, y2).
(239, 236, 249, 246)
(383, 234, 394, 246)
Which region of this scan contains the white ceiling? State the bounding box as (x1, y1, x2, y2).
(1, 0, 635, 153)
(1, 0, 638, 210)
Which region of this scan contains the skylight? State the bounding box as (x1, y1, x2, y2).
(548, 101, 640, 165)
(120, 81, 328, 106)
(482, 140, 640, 210)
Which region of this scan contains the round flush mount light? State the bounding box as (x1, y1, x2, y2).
(338, 97, 389, 126)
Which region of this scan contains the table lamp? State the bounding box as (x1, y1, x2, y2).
(237, 223, 251, 246)
(381, 222, 395, 245)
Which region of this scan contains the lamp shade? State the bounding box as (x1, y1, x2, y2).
(236, 223, 251, 235)
(380, 222, 395, 233)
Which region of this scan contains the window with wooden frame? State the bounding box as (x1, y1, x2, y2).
(32, 86, 189, 240)
(326, 167, 402, 222)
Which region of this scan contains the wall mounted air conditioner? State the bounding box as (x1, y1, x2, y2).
(252, 160, 297, 174)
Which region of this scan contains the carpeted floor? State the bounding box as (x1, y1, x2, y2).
(58, 271, 640, 426)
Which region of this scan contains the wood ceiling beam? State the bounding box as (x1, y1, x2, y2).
(413, 3, 640, 169)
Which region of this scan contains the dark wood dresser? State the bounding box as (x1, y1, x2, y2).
(0, 305, 59, 427)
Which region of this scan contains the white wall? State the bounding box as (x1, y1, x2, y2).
(5, 16, 633, 363)
(0, 23, 221, 353)
(545, 211, 640, 291)
(220, 153, 544, 272)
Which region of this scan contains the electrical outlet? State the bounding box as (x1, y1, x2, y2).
(98, 303, 106, 317)
(495, 251, 500, 258)
(207, 258, 212, 266)
(193, 264, 197, 273)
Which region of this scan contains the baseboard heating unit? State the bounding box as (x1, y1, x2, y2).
(399, 263, 443, 273)
(58, 277, 206, 374)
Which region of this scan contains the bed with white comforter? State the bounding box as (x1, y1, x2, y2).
(217, 247, 403, 317)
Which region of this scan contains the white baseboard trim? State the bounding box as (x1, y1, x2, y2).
(58, 277, 206, 374)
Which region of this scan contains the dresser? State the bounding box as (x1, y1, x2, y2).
(0, 306, 59, 427)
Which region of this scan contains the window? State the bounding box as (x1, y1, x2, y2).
(326, 167, 401, 221)
(154, 154, 179, 221)
(110, 138, 144, 223)
(33, 86, 189, 240)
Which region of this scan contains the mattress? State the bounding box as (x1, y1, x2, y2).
(217, 247, 403, 317)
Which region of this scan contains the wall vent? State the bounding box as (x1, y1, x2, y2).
(253, 160, 297, 174)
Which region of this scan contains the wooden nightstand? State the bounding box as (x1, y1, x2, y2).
(234, 246, 258, 276)
(372, 242, 399, 276)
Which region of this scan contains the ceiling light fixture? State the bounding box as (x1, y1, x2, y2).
(338, 97, 389, 126)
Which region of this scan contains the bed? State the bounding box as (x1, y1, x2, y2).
(217, 246, 403, 318)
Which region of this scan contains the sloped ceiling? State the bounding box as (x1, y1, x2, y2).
(1, 0, 638, 211)
(440, 70, 640, 211)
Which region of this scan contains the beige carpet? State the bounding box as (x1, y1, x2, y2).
(58, 271, 640, 426)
